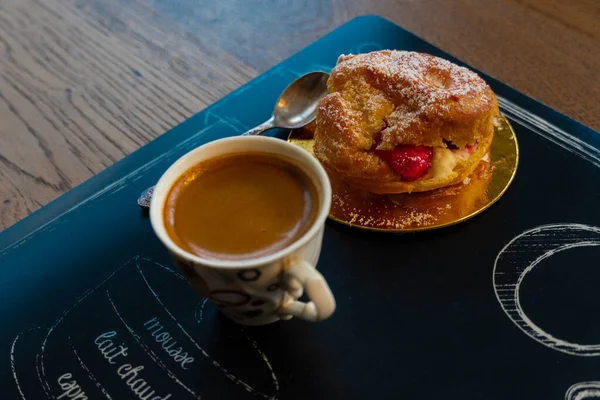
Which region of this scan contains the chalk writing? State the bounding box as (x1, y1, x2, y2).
(135, 258, 279, 399)
(143, 317, 194, 369)
(10, 256, 278, 400)
(94, 329, 173, 400)
(117, 364, 171, 400)
(106, 292, 201, 398)
(94, 331, 129, 364)
(57, 373, 88, 400)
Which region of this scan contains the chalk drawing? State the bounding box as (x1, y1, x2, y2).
(241, 330, 280, 396)
(139, 256, 186, 281)
(195, 299, 209, 325)
(493, 224, 600, 356)
(70, 339, 113, 400)
(11, 256, 280, 400)
(566, 381, 600, 400)
(135, 259, 280, 399)
(11, 332, 28, 400)
(192, 297, 280, 394)
(135, 257, 279, 397)
(35, 257, 136, 399)
(35, 353, 51, 399)
(498, 96, 600, 169)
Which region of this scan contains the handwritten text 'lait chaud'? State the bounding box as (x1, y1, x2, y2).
(56, 320, 195, 400)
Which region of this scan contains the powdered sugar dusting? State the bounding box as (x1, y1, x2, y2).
(319, 51, 494, 150)
(337, 51, 488, 117)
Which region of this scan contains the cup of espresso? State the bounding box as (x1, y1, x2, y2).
(150, 136, 335, 325)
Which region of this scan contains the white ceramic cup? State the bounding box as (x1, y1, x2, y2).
(150, 136, 335, 325)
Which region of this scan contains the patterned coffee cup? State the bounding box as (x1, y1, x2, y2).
(150, 136, 335, 325)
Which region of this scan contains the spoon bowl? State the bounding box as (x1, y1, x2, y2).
(273, 71, 330, 128)
(243, 71, 329, 136)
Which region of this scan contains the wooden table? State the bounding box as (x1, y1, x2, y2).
(0, 0, 599, 231)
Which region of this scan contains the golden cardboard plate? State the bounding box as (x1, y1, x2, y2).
(288, 114, 519, 232)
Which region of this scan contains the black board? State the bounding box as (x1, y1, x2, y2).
(1, 16, 600, 400)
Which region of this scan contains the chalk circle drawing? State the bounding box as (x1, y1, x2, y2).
(565, 381, 600, 400)
(493, 223, 600, 356)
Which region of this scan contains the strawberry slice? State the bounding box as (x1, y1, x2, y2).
(376, 145, 433, 181)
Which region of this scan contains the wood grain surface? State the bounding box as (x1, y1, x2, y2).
(1, 0, 599, 231)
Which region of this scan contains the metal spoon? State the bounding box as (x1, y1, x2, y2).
(242, 71, 329, 136)
(138, 71, 330, 208)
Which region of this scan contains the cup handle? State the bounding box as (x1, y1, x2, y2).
(278, 260, 336, 322)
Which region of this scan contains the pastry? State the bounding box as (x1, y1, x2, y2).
(314, 50, 499, 194)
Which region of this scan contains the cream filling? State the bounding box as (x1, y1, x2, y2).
(425, 145, 478, 182)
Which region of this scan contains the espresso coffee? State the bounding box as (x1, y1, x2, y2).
(164, 153, 319, 261)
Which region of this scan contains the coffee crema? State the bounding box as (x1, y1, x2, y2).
(164, 152, 319, 261)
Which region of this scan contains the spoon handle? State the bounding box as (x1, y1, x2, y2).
(242, 116, 276, 136)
